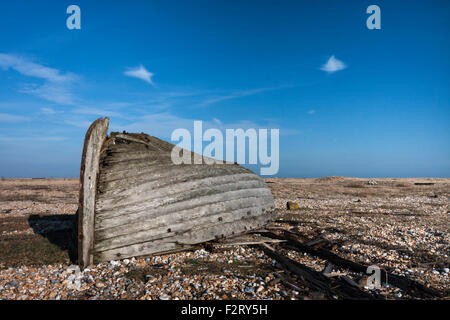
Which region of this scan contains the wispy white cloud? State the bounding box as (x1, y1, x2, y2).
(198, 87, 279, 107)
(105, 102, 132, 108)
(72, 107, 122, 118)
(124, 65, 154, 85)
(308, 109, 315, 115)
(40, 107, 56, 115)
(22, 82, 76, 105)
(0, 113, 30, 122)
(64, 119, 96, 128)
(212, 118, 223, 126)
(320, 55, 346, 73)
(110, 113, 193, 138)
(0, 135, 67, 142)
(0, 53, 78, 104)
(111, 112, 301, 140)
(0, 53, 75, 82)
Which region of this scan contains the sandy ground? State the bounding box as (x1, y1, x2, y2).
(0, 177, 448, 300)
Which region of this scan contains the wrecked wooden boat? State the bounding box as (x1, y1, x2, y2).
(77, 117, 274, 268)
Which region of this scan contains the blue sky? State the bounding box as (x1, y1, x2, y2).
(0, 0, 449, 178)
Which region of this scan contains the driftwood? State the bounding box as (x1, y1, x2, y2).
(77, 118, 275, 268)
(258, 230, 442, 299)
(274, 274, 306, 293)
(219, 239, 286, 246)
(258, 243, 376, 300)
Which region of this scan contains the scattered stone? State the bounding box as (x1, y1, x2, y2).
(48, 291, 58, 299)
(278, 290, 287, 297)
(66, 265, 80, 273)
(286, 201, 300, 210)
(244, 287, 254, 294)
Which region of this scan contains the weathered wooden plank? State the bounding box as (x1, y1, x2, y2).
(95, 195, 274, 236)
(96, 173, 263, 208)
(98, 164, 247, 192)
(78, 117, 109, 268)
(94, 198, 273, 251)
(99, 161, 167, 180)
(101, 153, 172, 166)
(94, 204, 269, 252)
(94, 214, 269, 262)
(96, 187, 273, 222)
(94, 239, 182, 262)
(170, 213, 271, 244)
(103, 151, 154, 161)
(99, 156, 244, 182)
(98, 165, 255, 194)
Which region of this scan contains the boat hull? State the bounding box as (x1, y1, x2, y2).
(77, 118, 274, 267)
